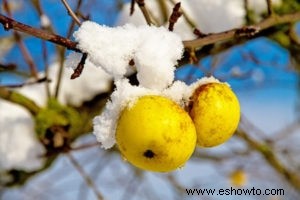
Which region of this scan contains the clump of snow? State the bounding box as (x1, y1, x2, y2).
(162, 81, 190, 106)
(40, 14, 51, 28)
(189, 0, 245, 34)
(0, 96, 45, 171)
(74, 21, 183, 90)
(186, 76, 222, 99)
(93, 79, 187, 149)
(93, 79, 161, 149)
(166, 76, 221, 107)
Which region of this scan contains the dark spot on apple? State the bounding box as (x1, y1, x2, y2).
(143, 149, 155, 158)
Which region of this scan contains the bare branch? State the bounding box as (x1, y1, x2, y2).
(183, 12, 300, 49)
(193, 28, 207, 38)
(71, 53, 87, 79)
(236, 130, 300, 190)
(0, 14, 80, 52)
(3, 77, 50, 88)
(168, 2, 182, 31)
(66, 153, 104, 200)
(168, 0, 197, 29)
(0, 63, 16, 71)
(0, 86, 41, 115)
(70, 142, 100, 151)
(130, 0, 135, 16)
(135, 0, 154, 26)
(3, 0, 38, 79)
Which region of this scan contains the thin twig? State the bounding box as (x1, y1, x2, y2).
(0, 63, 16, 71)
(168, 2, 182, 31)
(31, 0, 51, 97)
(266, 0, 273, 16)
(3, 0, 38, 79)
(54, 47, 65, 98)
(55, 0, 84, 98)
(166, 174, 186, 195)
(3, 77, 50, 88)
(66, 153, 104, 200)
(244, 0, 252, 25)
(61, 0, 81, 25)
(157, 0, 169, 23)
(66, 0, 84, 38)
(70, 142, 100, 151)
(130, 0, 135, 15)
(71, 53, 87, 79)
(193, 28, 207, 38)
(168, 0, 197, 29)
(135, 0, 153, 25)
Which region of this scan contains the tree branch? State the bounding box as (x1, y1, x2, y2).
(183, 11, 300, 49)
(3, 0, 38, 79)
(0, 86, 41, 115)
(135, 0, 154, 26)
(66, 153, 104, 200)
(236, 130, 300, 190)
(0, 14, 80, 52)
(168, 2, 181, 31)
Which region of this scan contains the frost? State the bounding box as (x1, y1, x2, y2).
(74, 21, 183, 90)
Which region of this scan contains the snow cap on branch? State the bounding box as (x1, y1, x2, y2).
(74, 21, 183, 90)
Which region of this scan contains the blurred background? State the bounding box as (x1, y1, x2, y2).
(0, 0, 299, 199)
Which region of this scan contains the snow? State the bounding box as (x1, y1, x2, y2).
(40, 14, 51, 28)
(0, 100, 45, 171)
(93, 79, 161, 149)
(73, 21, 183, 90)
(189, 0, 245, 34)
(248, 0, 282, 15)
